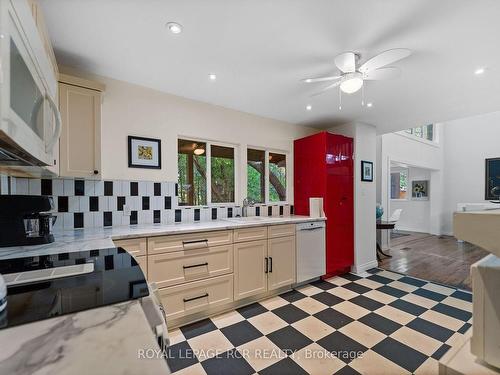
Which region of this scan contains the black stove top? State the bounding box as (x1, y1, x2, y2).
(0, 248, 149, 329)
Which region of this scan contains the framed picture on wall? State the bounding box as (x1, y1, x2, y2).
(128, 136, 161, 169)
(361, 161, 373, 182)
(411, 180, 429, 200)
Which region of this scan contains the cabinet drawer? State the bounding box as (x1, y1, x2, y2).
(114, 237, 147, 257)
(148, 230, 232, 255)
(148, 244, 233, 288)
(158, 274, 233, 320)
(268, 224, 296, 238)
(134, 255, 148, 279)
(233, 226, 268, 243)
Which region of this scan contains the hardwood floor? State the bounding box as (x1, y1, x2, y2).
(378, 231, 489, 290)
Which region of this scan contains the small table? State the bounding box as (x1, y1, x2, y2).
(376, 220, 395, 261)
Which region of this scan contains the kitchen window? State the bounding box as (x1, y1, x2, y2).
(247, 148, 288, 203)
(178, 138, 236, 206)
(211, 145, 235, 203)
(247, 148, 265, 203)
(178, 139, 207, 206)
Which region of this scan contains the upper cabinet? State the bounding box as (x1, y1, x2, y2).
(27, 0, 58, 79)
(58, 74, 105, 178)
(0, 0, 60, 169)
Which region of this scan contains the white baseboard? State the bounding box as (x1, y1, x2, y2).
(396, 226, 430, 234)
(351, 259, 378, 275)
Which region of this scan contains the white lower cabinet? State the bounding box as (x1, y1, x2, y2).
(114, 238, 148, 278)
(134, 255, 148, 279)
(233, 240, 268, 300)
(148, 244, 233, 288)
(158, 274, 234, 320)
(234, 233, 296, 301)
(268, 236, 296, 291)
(115, 224, 297, 325)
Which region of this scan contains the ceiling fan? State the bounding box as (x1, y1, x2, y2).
(303, 49, 411, 96)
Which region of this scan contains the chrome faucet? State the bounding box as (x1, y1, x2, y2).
(242, 197, 256, 217)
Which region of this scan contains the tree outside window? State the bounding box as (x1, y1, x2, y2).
(178, 139, 236, 206)
(178, 139, 207, 206)
(247, 149, 265, 203)
(211, 145, 235, 203)
(269, 152, 287, 202)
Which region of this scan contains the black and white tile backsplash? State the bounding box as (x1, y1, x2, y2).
(0, 175, 292, 230)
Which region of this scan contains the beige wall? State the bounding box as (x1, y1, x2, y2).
(59, 66, 317, 204)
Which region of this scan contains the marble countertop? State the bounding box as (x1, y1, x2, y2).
(0, 301, 170, 375)
(0, 215, 324, 374)
(0, 215, 325, 260)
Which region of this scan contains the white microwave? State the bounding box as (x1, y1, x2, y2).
(0, 0, 60, 167)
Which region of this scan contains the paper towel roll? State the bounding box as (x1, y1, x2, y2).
(309, 198, 325, 218)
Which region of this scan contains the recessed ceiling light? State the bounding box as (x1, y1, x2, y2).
(474, 67, 485, 75)
(367, 102, 373, 108)
(306, 105, 312, 111)
(166, 22, 183, 34)
(209, 74, 217, 81)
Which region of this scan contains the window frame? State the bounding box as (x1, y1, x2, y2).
(246, 147, 266, 204)
(398, 124, 439, 146)
(390, 168, 409, 201)
(246, 146, 289, 204)
(177, 136, 239, 207)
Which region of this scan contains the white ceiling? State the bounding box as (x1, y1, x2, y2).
(40, 0, 500, 134)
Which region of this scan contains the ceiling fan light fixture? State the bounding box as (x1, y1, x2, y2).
(340, 72, 363, 94)
(194, 148, 205, 155)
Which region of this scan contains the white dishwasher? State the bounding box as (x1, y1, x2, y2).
(296, 221, 326, 283)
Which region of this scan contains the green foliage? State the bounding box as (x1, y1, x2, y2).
(178, 153, 207, 206)
(211, 157, 234, 203)
(179, 149, 286, 205)
(399, 171, 408, 191)
(269, 163, 286, 202)
(247, 164, 264, 203)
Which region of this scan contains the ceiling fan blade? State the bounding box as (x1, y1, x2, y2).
(302, 75, 341, 83)
(334, 52, 356, 73)
(359, 48, 411, 73)
(363, 67, 401, 80)
(310, 80, 341, 97)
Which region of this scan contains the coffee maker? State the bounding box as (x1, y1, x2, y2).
(0, 195, 56, 247)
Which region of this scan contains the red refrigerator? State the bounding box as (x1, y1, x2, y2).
(294, 131, 354, 277)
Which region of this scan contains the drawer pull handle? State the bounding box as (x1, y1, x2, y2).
(182, 239, 209, 247)
(265, 257, 268, 273)
(269, 257, 273, 273)
(183, 293, 209, 303)
(183, 262, 209, 269)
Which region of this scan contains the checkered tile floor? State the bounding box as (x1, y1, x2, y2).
(166, 269, 472, 375)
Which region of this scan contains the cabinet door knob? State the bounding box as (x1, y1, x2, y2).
(93, 170, 99, 175)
